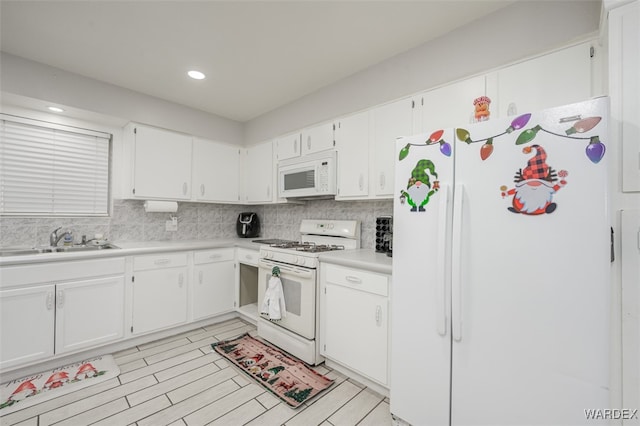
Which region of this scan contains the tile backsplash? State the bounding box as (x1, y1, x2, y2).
(0, 199, 392, 249)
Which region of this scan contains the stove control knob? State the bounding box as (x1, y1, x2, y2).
(266, 252, 273, 259)
(293, 256, 300, 265)
(298, 257, 306, 266)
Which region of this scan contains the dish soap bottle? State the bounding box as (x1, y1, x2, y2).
(63, 231, 73, 246)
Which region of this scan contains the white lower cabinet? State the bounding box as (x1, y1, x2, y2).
(0, 284, 55, 370)
(55, 276, 125, 354)
(0, 258, 125, 370)
(193, 249, 235, 320)
(131, 253, 188, 335)
(320, 263, 390, 386)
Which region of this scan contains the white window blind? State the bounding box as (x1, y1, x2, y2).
(0, 117, 111, 216)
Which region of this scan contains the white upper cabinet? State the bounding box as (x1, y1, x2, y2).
(335, 111, 370, 199)
(301, 121, 335, 156)
(608, 1, 640, 192)
(125, 123, 193, 200)
(422, 76, 486, 130)
(371, 98, 413, 198)
(192, 138, 241, 203)
(244, 140, 274, 203)
(486, 41, 593, 118)
(275, 132, 301, 161)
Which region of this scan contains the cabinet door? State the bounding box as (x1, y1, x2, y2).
(301, 122, 334, 156)
(0, 284, 55, 370)
(609, 2, 640, 192)
(192, 138, 240, 202)
(275, 132, 301, 161)
(371, 98, 413, 197)
(486, 42, 592, 119)
(421, 75, 486, 130)
(244, 140, 273, 203)
(335, 111, 369, 199)
(55, 276, 125, 354)
(132, 267, 188, 335)
(323, 283, 388, 385)
(131, 124, 192, 200)
(193, 261, 235, 320)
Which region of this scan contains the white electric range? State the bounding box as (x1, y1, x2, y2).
(257, 219, 360, 365)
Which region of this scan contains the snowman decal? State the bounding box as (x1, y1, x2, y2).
(500, 144, 568, 215)
(400, 159, 439, 212)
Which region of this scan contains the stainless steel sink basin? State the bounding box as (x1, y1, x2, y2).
(0, 243, 120, 257)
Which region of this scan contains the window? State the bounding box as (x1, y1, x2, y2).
(0, 115, 111, 216)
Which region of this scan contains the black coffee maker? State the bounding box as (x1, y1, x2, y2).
(237, 212, 260, 238)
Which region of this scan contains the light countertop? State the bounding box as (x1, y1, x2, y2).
(319, 249, 392, 275)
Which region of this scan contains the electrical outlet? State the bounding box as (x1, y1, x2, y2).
(165, 217, 178, 232)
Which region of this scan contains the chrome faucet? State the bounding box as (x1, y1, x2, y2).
(49, 227, 72, 247)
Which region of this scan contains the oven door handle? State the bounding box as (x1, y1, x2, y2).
(258, 259, 314, 278)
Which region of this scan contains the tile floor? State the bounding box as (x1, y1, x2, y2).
(0, 318, 392, 426)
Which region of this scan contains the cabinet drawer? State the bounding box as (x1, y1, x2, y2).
(1, 257, 125, 288)
(324, 264, 388, 296)
(134, 253, 188, 271)
(194, 248, 235, 264)
(236, 248, 259, 266)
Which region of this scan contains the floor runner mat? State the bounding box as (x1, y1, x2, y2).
(212, 333, 333, 408)
(1, 354, 120, 415)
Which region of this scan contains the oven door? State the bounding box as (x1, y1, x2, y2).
(258, 258, 316, 339)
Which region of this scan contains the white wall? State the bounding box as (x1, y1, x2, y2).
(0, 53, 244, 145)
(244, 0, 602, 144)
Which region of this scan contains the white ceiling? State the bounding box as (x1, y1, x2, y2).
(0, 1, 517, 123)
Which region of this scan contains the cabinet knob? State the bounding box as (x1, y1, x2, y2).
(375, 305, 382, 326)
(380, 172, 385, 189)
(293, 139, 298, 153)
(200, 184, 205, 196)
(358, 174, 364, 191)
(178, 273, 184, 287)
(199, 270, 203, 284)
(307, 135, 311, 150)
(183, 182, 188, 195)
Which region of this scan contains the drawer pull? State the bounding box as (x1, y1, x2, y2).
(154, 259, 171, 265)
(245, 254, 253, 260)
(345, 276, 362, 284)
(209, 254, 222, 260)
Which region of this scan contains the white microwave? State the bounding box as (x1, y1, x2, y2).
(278, 151, 337, 199)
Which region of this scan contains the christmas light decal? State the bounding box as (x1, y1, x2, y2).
(398, 129, 452, 161)
(515, 116, 606, 164)
(457, 114, 533, 161)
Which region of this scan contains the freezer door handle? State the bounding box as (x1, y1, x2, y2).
(452, 183, 464, 342)
(436, 184, 449, 336)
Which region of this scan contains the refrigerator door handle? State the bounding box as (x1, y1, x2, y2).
(436, 184, 449, 336)
(452, 183, 464, 342)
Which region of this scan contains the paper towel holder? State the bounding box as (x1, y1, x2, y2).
(144, 200, 178, 213)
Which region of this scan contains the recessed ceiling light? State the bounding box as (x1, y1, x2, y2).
(47, 106, 64, 113)
(187, 70, 206, 80)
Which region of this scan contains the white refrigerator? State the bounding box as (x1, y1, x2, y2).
(391, 97, 610, 426)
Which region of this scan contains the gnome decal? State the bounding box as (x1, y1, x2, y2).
(500, 144, 568, 215)
(399, 159, 440, 212)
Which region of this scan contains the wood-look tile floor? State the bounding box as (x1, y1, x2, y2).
(0, 318, 392, 426)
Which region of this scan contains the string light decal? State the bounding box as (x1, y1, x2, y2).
(456, 114, 532, 161)
(515, 116, 606, 164)
(398, 129, 452, 161)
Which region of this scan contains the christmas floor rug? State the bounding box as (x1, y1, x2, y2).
(0, 354, 120, 415)
(211, 333, 334, 408)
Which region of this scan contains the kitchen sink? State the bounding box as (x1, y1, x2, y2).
(0, 243, 120, 257)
